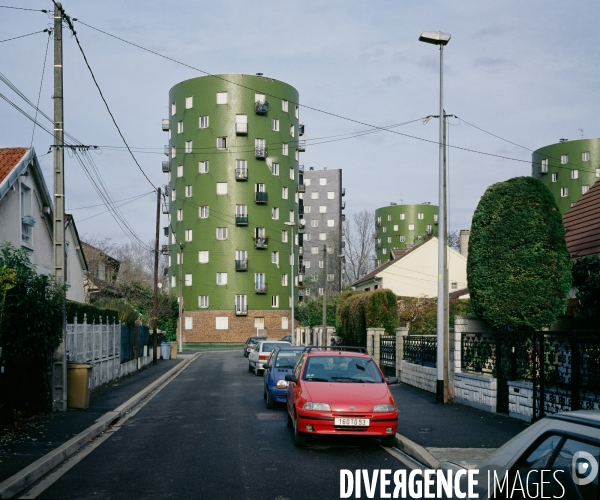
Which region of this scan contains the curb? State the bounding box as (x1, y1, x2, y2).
(394, 433, 441, 469)
(0, 354, 199, 499)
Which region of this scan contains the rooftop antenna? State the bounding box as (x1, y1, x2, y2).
(578, 128, 584, 139)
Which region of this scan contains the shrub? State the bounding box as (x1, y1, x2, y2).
(66, 301, 120, 324)
(572, 255, 600, 320)
(468, 177, 571, 330)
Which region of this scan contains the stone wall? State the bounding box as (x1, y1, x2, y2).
(508, 381, 533, 422)
(454, 372, 497, 413)
(399, 361, 437, 393)
(181, 310, 291, 343)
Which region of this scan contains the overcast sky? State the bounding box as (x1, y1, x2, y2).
(1, 0, 599, 248)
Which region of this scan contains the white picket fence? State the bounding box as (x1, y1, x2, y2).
(66, 314, 121, 390)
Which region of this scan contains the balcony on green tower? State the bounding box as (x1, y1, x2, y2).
(235, 122, 248, 135)
(254, 236, 269, 249)
(235, 259, 248, 271)
(236, 215, 249, 226)
(255, 101, 269, 115)
(255, 147, 268, 159)
(235, 305, 248, 316)
(235, 167, 248, 181)
(255, 282, 268, 294)
(255, 192, 268, 204)
(162, 161, 169, 173)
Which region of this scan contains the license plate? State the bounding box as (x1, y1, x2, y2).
(334, 418, 369, 427)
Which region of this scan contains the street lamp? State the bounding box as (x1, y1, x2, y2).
(419, 30, 451, 404)
(284, 221, 296, 345)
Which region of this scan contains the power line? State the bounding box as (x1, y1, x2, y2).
(0, 5, 48, 12)
(0, 29, 49, 43)
(30, 29, 51, 149)
(76, 191, 154, 222)
(68, 191, 154, 210)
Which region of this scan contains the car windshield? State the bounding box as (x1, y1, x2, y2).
(274, 350, 303, 368)
(261, 342, 284, 352)
(302, 356, 384, 383)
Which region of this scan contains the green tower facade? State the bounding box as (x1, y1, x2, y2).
(532, 138, 600, 215)
(165, 74, 300, 342)
(374, 204, 438, 266)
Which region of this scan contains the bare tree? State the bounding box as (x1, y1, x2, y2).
(447, 230, 461, 253)
(343, 209, 375, 283)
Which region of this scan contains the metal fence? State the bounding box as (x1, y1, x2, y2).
(121, 324, 149, 363)
(380, 335, 396, 375)
(403, 335, 436, 367)
(461, 331, 600, 419)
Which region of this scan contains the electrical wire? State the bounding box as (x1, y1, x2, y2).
(68, 191, 154, 210)
(0, 29, 48, 43)
(76, 191, 154, 222)
(0, 5, 48, 12)
(30, 29, 51, 149)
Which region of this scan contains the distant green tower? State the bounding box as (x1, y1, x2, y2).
(374, 203, 439, 266)
(532, 138, 600, 215)
(165, 74, 301, 342)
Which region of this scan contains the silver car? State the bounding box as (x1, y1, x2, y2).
(248, 340, 291, 376)
(441, 410, 600, 499)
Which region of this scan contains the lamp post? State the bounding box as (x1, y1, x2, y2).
(284, 221, 295, 345)
(419, 30, 451, 404)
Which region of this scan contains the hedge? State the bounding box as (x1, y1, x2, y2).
(66, 301, 120, 324)
(467, 176, 571, 330)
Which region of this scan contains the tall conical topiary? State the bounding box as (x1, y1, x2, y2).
(467, 177, 571, 330)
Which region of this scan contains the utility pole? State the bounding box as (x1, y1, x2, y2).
(152, 187, 161, 364)
(322, 244, 327, 345)
(178, 244, 183, 353)
(442, 112, 449, 404)
(52, 2, 67, 412)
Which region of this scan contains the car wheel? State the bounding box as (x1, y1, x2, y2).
(254, 366, 261, 377)
(287, 410, 293, 428)
(381, 435, 395, 448)
(266, 391, 275, 409)
(248, 363, 253, 373)
(293, 413, 306, 447)
(263, 389, 267, 400)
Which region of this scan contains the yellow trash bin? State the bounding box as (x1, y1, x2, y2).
(67, 363, 93, 409)
(170, 341, 178, 359)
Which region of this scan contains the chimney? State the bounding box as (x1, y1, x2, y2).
(460, 229, 470, 259)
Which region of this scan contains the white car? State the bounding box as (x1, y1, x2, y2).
(248, 340, 291, 376)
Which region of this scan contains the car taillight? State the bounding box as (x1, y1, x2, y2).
(259, 354, 269, 360)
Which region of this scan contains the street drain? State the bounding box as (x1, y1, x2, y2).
(419, 427, 432, 433)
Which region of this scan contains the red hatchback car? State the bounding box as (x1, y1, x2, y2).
(285, 347, 399, 447)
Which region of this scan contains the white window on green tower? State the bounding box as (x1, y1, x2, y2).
(216, 272, 227, 285)
(596, 169, 600, 178)
(560, 154, 568, 164)
(383, 248, 387, 254)
(185, 274, 192, 286)
(216, 182, 227, 195)
(282, 186, 288, 199)
(295, 150, 299, 161)
(171, 276, 176, 288)
(236, 159, 247, 178)
(571, 170, 579, 179)
(255, 93, 266, 103)
(582, 152, 590, 161)
(198, 251, 209, 263)
(236, 204, 247, 216)
(271, 163, 279, 175)
(171, 188, 176, 202)
(426, 224, 432, 234)
(199, 161, 209, 174)
(185, 185, 192, 197)
(171, 146, 176, 159)
(400, 213, 405, 220)
(177, 121, 183, 134)
(177, 209, 183, 221)
(272, 207, 279, 220)
(388, 237, 392, 243)
(282, 143, 288, 156)
(185, 141, 192, 153)
(185, 96, 193, 109)
(282, 230, 288, 243)
(290, 124, 295, 137)
(289, 210, 294, 223)
(295, 106, 299, 119)
(185, 229, 192, 242)
(216, 137, 227, 149)
(408, 224, 414, 230)
(199, 206, 209, 218)
(271, 295, 279, 308)
(399, 236, 405, 242)
(216, 92, 227, 104)
(199, 115, 209, 129)
(561, 187, 569, 197)
(177, 165, 183, 177)
(418, 213, 424, 220)
(541, 159, 548, 173)
(582, 185, 590, 195)
(198, 295, 209, 308)
(282, 274, 288, 286)
(393, 225, 398, 231)
(171, 102, 176, 115)
(282, 100, 288, 112)
(176, 252, 183, 265)
(388, 214, 392, 221)
(417, 236, 423, 242)
(235, 295, 247, 314)
(272, 251, 279, 265)
(272, 118, 279, 131)
(382, 226, 387, 233)
(216, 227, 227, 240)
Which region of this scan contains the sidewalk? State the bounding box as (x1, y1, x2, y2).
(0, 357, 184, 484)
(390, 383, 530, 468)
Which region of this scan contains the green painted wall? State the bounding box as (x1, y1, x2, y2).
(532, 138, 600, 215)
(167, 74, 300, 312)
(374, 204, 438, 264)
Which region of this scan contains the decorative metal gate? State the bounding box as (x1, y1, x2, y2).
(380, 335, 396, 376)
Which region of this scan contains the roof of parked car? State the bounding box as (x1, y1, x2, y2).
(548, 410, 600, 428)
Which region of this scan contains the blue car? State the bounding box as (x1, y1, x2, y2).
(263, 347, 305, 409)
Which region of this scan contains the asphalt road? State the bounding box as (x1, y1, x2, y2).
(31, 351, 410, 500)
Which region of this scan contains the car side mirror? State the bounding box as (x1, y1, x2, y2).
(386, 376, 399, 385)
(285, 374, 297, 383)
(263, 364, 270, 370)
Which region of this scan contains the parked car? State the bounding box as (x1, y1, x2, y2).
(441, 410, 600, 499)
(279, 335, 292, 343)
(248, 340, 291, 376)
(243, 336, 266, 357)
(285, 347, 398, 447)
(263, 347, 305, 409)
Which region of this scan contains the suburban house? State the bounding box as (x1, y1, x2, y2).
(350, 237, 468, 298)
(81, 241, 121, 303)
(0, 147, 88, 302)
(563, 175, 600, 258)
